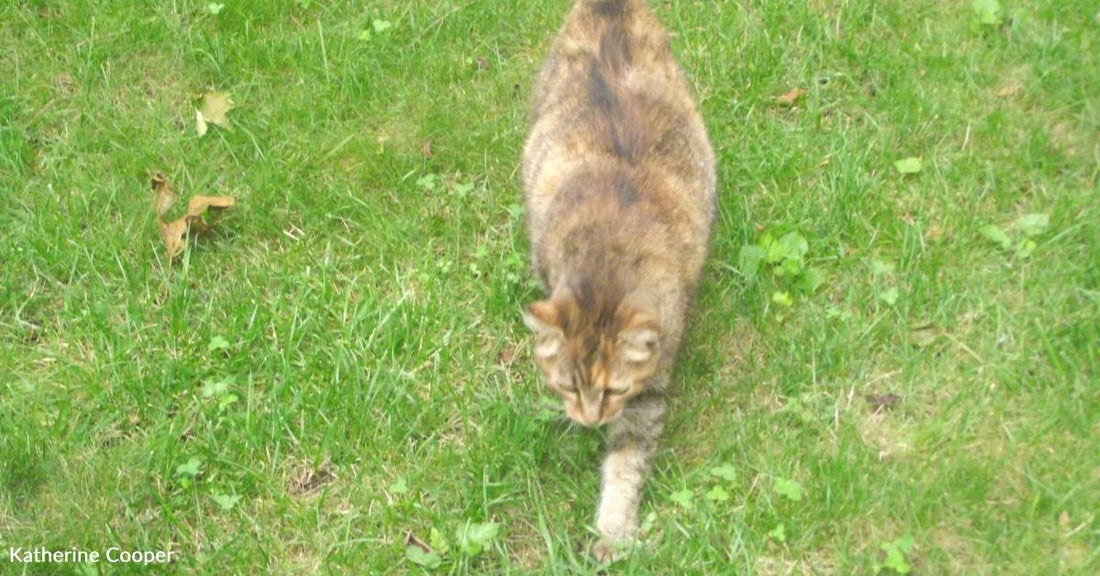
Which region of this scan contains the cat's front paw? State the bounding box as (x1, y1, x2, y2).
(590, 537, 628, 564)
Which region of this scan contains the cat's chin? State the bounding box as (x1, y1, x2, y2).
(565, 405, 626, 427)
(568, 416, 618, 428)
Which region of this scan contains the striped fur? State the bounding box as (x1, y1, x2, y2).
(521, 0, 716, 561)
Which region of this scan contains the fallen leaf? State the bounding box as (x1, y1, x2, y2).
(866, 393, 901, 412)
(151, 173, 235, 259)
(184, 195, 235, 233)
(159, 218, 191, 259)
(422, 138, 433, 158)
(152, 172, 177, 217)
(776, 87, 806, 106)
(196, 91, 233, 135)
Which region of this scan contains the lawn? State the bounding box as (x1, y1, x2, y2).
(1, 0, 1097, 573)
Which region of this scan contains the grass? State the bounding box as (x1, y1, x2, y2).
(1, 0, 1097, 573)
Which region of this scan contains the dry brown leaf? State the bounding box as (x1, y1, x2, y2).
(185, 195, 236, 233)
(151, 173, 235, 259)
(196, 91, 233, 135)
(422, 138, 433, 158)
(152, 172, 177, 217)
(158, 218, 190, 259)
(776, 87, 806, 106)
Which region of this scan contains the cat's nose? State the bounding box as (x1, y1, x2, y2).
(582, 403, 602, 426)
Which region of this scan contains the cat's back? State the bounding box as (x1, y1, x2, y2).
(522, 0, 716, 254)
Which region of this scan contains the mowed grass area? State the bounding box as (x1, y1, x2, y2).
(1, 0, 1097, 573)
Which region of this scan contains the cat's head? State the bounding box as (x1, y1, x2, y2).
(523, 290, 660, 427)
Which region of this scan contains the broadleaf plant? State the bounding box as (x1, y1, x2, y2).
(739, 231, 824, 300)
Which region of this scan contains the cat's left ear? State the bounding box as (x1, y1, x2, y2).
(524, 300, 565, 359)
(523, 300, 561, 334)
(617, 309, 660, 363)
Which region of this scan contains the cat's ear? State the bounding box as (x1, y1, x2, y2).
(617, 309, 660, 363)
(523, 300, 561, 333)
(524, 300, 565, 359)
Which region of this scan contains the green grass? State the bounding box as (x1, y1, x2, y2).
(1, 0, 1097, 573)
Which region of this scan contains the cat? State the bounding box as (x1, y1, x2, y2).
(521, 0, 716, 561)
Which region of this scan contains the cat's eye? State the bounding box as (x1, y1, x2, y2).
(556, 380, 578, 393)
(605, 386, 630, 396)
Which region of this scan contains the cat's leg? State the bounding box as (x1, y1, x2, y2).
(592, 393, 665, 562)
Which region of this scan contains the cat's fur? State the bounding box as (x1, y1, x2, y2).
(521, 0, 716, 560)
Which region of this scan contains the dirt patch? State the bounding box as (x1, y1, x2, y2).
(930, 521, 990, 573)
(287, 458, 337, 497)
(858, 410, 912, 461)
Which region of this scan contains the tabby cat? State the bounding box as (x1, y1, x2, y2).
(521, 0, 716, 561)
